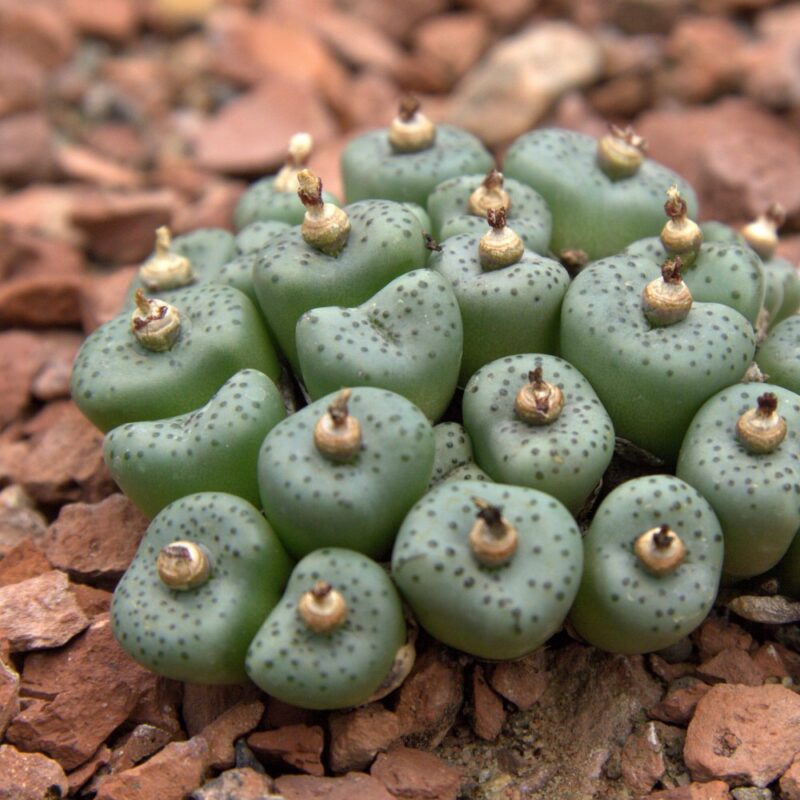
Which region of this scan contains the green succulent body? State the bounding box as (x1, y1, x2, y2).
(765, 257, 800, 329)
(235, 220, 292, 256)
(104, 369, 286, 518)
(462, 354, 615, 514)
(258, 387, 435, 560)
(125, 228, 237, 305)
(623, 238, 765, 327)
(503, 128, 698, 261)
(296, 269, 463, 421)
(252, 200, 428, 371)
(569, 475, 724, 654)
(427, 174, 552, 255)
(234, 176, 338, 230)
(246, 548, 406, 709)
(676, 383, 800, 578)
(428, 423, 492, 489)
(71, 284, 280, 432)
(774, 530, 800, 599)
(342, 125, 494, 207)
(756, 316, 800, 394)
(111, 492, 293, 684)
(560, 256, 756, 463)
(430, 234, 569, 385)
(392, 480, 582, 660)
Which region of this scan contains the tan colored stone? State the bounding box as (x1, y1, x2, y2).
(0, 539, 51, 587)
(446, 21, 603, 146)
(94, 737, 210, 800)
(471, 664, 505, 741)
(56, 144, 144, 189)
(67, 744, 112, 796)
(621, 721, 667, 794)
(0, 112, 54, 183)
(752, 642, 800, 681)
(411, 12, 491, 88)
(71, 189, 176, 264)
(0, 45, 45, 117)
(13, 401, 115, 505)
(0, 744, 68, 800)
(649, 678, 712, 726)
(697, 648, 765, 687)
(311, 9, 404, 74)
(64, 0, 139, 41)
(46, 494, 148, 583)
(194, 78, 336, 175)
(0, 186, 79, 243)
(328, 703, 402, 773)
(192, 767, 277, 800)
(80, 265, 137, 333)
(395, 646, 464, 748)
(0, 657, 19, 739)
(201, 700, 264, 771)
(0, 485, 47, 558)
(263, 694, 319, 730)
(333, 71, 396, 131)
(693, 618, 753, 662)
(0, 570, 88, 652)
(276, 772, 393, 800)
(70, 584, 113, 619)
(648, 654, 697, 684)
(0, 275, 85, 328)
(780, 753, 800, 800)
(656, 16, 745, 103)
(489, 647, 547, 710)
(636, 98, 800, 225)
(102, 54, 173, 119)
(0, 3, 74, 68)
(645, 779, 732, 799)
(328, 0, 448, 40)
(183, 682, 262, 737)
(371, 745, 462, 800)
(248, 723, 325, 776)
(171, 180, 243, 234)
(684, 683, 800, 787)
(6, 614, 160, 770)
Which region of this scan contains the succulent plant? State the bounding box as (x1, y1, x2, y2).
(503, 126, 698, 261)
(71, 284, 280, 432)
(676, 384, 800, 579)
(234, 133, 338, 230)
(560, 254, 756, 462)
(624, 186, 765, 327)
(740, 204, 800, 330)
(428, 209, 569, 385)
(258, 387, 434, 560)
(111, 491, 293, 684)
(391, 479, 582, 660)
(341, 97, 494, 206)
(428, 423, 491, 488)
(103, 369, 286, 518)
(296, 268, 463, 421)
(246, 547, 406, 709)
(755, 315, 800, 395)
(252, 170, 428, 371)
(569, 474, 724, 654)
(235, 219, 292, 256)
(462, 354, 615, 514)
(427, 169, 552, 255)
(125, 226, 237, 304)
